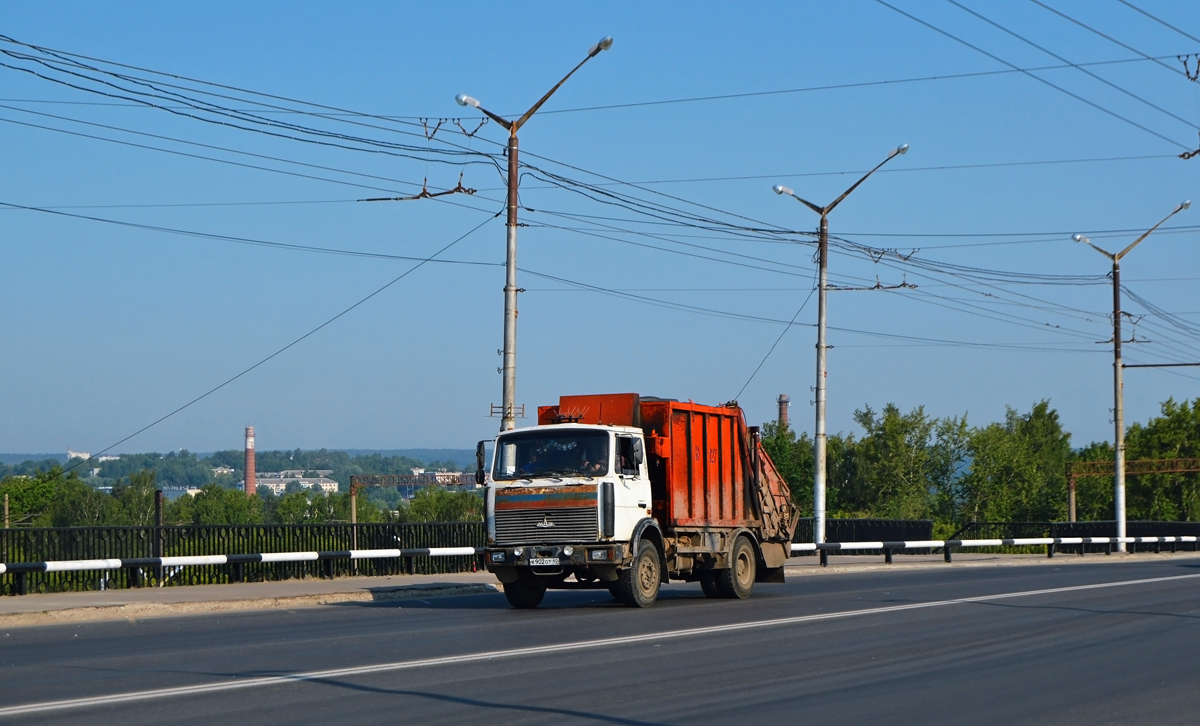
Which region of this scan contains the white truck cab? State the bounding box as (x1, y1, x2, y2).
(479, 424, 653, 607)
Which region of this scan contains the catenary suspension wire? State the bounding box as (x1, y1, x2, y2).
(873, 0, 1191, 149)
(55, 215, 497, 475)
(945, 0, 1198, 130)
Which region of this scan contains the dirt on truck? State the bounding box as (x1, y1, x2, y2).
(477, 393, 799, 608)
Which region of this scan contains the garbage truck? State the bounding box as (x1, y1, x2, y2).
(474, 393, 799, 608)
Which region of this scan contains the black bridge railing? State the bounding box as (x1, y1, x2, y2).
(793, 518, 935, 554)
(1, 522, 485, 596)
(948, 521, 1200, 554)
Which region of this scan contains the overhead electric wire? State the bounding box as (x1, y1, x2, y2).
(0, 201, 502, 267)
(0, 102, 456, 194)
(1028, 0, 1190, 79)
(734, 269, 819, 401)
(1117, 0, 1200, 46)
(59, 215, 496, 473)
(873, 0, 1191, 150)
(946, 0, 1198, 130)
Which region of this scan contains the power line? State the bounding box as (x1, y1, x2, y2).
(1, 200, 502, 267)
(60, 215, 496, 474)
(507, 56, 1185, 116)
(1117, 0, 1200, 46)
(1028, 0, 1188, 79)
(946, 0, 1197, 130)
(874, 0, 1191, 150)
(734, 272, 819, 401)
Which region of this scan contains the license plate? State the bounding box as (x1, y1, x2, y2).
(530, 557, 560, 567)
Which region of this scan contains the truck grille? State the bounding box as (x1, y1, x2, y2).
(494, 507, 598, 544)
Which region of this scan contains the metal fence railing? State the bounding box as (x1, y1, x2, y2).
(947, 521, 1200, 554)
(793, 518, 935, 555)
(1, 522, 485, 596)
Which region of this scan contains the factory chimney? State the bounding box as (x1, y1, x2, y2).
(777, 394, 790, 428)
(244, 426, 256, 497)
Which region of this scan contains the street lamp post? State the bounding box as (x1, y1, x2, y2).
(772, 144, 908, 544)
(457, 36, 613, 433)
(1072, 199, 1189, 552)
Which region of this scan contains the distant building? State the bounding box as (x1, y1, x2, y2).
(212, 466, 235, 476)
(66, 449, 90, 461)
(253, 473, 340, 496)
(274, 469, 333, 478)
(97, 455, 120, 462)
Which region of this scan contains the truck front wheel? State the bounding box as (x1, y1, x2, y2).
(616, 540, 661, 608)
(503, 571, 547, 609)
(715, 536, 756, 599)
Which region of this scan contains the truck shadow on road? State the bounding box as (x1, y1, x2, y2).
(303, 677, 669, 725)
(335, 586, 736, 611)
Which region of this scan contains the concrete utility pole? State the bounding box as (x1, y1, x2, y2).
(1073, 199, 1189, 552)
(457, 37, 613, 433)
(772, 144, 908, 544)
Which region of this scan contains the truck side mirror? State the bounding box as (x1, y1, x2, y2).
(632, 438, 644, 467)
(475, 440, 487, 485)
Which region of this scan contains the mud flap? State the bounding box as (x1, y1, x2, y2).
(756, 566, 785, 584)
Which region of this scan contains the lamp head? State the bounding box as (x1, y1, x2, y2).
(773, 184, 793, 196)
(588, 36, 614, 56)
(1179, 199, 1192, 211)
(455, 94, 480, 108)
(893, 143, 909, 157)
(1072, 234, 1088, 244)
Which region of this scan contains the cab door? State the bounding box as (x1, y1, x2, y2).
(615, 435, 652, 537)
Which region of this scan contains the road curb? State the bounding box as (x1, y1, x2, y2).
(0, 583, 501, 629)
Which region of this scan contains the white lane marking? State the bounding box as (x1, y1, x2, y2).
(2, 571, 1198, 717)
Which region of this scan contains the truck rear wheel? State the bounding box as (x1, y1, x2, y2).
(616, 540, 661, 608)
(715, 536, 756, 599)
(699, 572, 721, 598)
(503, 571, 547, 609)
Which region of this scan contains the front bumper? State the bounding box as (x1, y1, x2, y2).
(484, 543, 626, 572)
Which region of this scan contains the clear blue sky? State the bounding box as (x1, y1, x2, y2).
(3, 1, 1199, 455)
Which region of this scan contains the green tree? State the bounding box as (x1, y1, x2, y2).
(401, 488, 483, 522)
(173, 484, 263, 525)
(0, 467, 60, 525)
(113, 470, 158, 526)
(957, 401, 1070, 523)
(46, 478, 118, 526)
(1123, 397, 1200, 521)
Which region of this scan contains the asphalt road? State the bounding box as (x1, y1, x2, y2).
(3, 557, 1199, 725)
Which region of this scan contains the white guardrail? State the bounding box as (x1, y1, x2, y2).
(0, 547, 480, 575)
(792, 536, 1199, 563)
(0, 537, 1196, 593)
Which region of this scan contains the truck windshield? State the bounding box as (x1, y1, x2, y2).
(493, 429, 609, 481)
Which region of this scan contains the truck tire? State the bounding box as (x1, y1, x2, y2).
(715, 536, 756, 599)
(503, 572, 547, 609)
(699, 572, 721, 598)
(616, 540, 661, 608)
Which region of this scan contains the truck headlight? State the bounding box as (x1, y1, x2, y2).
(490, 551, 506, 563)
(563, 546, 574, 556)
(589, 548, 610, 561)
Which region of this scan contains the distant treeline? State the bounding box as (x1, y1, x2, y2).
(0, 449, 482, 528)
(762, 397, 1200, 538)
(0, 448, 471, 493)
(0, 473, 482, 528)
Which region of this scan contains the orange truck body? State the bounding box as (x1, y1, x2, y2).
(537, 393, 797, 546)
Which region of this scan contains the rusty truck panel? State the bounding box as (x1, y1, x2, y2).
(538, 393, 641, 426)
(540, 394, 796, 541)
(644, 401, 748, 528)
